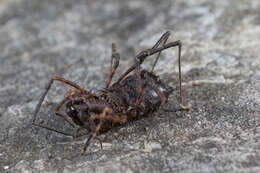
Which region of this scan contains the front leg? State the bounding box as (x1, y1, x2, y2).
(80, 106, 127, 155)
(106, 43, 120, 88)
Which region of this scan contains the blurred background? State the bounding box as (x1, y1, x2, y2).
(0, 0, 259, 172)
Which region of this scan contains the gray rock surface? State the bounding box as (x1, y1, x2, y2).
(0, 0, 259, 172)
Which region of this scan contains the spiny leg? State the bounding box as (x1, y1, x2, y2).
(32, 76, 83, 136)
(80, 124, 104, 155)
(81, 107, 110, 155)
(81, 120, 104, 155)
(81, 107, 127, 155)
(106, 43, 120, 88)
(80, 106, 112, 155)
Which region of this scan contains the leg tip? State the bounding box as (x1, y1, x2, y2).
(180, 103, 192, 111)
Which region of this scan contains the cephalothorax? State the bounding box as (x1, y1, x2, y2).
(32, 31, 190, 155)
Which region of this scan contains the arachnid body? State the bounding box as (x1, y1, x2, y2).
(32, 31, 189, 155)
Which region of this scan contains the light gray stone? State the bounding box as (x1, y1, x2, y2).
(0, 0, 259, 173)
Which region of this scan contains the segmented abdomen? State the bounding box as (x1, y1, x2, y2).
(102, 70, 173, 115)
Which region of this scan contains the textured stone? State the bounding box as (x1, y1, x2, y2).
(0, 0, 259, 173)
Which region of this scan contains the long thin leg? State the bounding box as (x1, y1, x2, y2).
(135, 31, 170, 107)
(151, 31, 170, 72)
(32, 76, 83, 136)
(114, 33, 189, 109)
(81, 134, 93, 155)
(136, 40, 187, 109)
(32, 122, 74, 136)
(106, 43, 120, 88)
(145, 116, 157, 141)
(33, 98, 76, 129)
(145, 89, 172, 141)
(115, 31, 170, 84)
(114, 64, 136, 84)
(112, 32, 170, 107)
(113, 31, 171, 106)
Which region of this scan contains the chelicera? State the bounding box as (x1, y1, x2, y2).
(32, 31, 190, 155)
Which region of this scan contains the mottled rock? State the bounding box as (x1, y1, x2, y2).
(0, 0, 259, 173)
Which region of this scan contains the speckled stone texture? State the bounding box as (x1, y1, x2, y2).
(0, 0, 259, 172)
